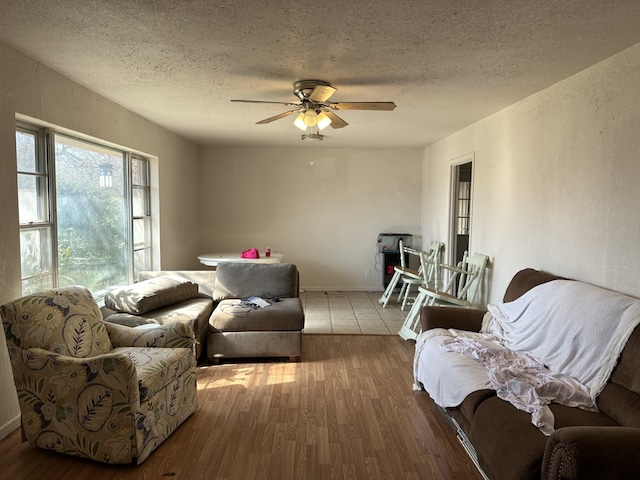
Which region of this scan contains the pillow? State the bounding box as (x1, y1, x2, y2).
(0, 285, 113, 358)
(213, 263, 298, 301)
(104, 276, 198, 315)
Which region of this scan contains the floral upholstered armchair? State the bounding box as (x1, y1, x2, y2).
(0, 285, 198, 464)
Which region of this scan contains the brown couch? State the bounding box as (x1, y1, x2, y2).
(418, 268, 640, 480)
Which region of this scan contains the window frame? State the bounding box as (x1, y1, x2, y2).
(16, 122, 153, 297)
(16, 124, 56, 292)
(131, 154, 153, 281)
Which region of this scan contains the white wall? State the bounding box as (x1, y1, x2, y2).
(199, 146, 424, 290)
(0, 42, 201, 439)
(423, 42, 640, 304)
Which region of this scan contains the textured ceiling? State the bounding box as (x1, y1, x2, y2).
(2, 0, 640, 148)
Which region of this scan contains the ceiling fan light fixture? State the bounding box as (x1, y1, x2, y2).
(303, 109, 318, 127)
(317, 111, 332, 130)
(293, 113, 307, 131)
(232, 80, 395, 138)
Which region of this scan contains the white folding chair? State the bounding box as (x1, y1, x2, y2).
(378, 239, 419, 307)
(397, 241, 443, 310)
(398, 252, 489, 341)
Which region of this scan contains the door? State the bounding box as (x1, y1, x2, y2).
(450, 160, 473, 267)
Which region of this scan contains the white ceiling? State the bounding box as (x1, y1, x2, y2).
(2, 0, 640, 149)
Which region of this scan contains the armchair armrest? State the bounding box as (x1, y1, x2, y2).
(420, 305, 487, 332)
(106, 321, 196, 351)
(8, 346, 138, 452)
(542, 426, 640, 480)
(10, 346, 137, 381)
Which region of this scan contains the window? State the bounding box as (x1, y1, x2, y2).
(16, 126, 53, 293)
(16, 124, 153, 298)
(131, 156, 152, 276)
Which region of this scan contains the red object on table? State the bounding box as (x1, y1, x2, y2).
(241, 248, 260, 259)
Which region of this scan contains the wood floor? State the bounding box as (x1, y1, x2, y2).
(0, 335, 482, 480)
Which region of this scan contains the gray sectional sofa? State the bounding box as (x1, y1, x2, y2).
(102, 263, 305, 362)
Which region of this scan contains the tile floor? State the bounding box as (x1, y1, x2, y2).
(300, 290, 407, 335)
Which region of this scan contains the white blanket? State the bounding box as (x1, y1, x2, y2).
(413, 279, 640, 434)
(440, 333, 595, 435)
(413, 328, 494, 407)
(485, 280, 640, 399)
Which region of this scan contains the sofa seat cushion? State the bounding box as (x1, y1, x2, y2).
(454, 389, 496, 428)
(112, 346, 195, 402)
(105, 276, 199, 315)
(469, 396, 619, 480)
(104, 296, 213, 328)
(210, 297, 304, 332)
(104, 297, 214, 359)
(213, 263, 298, 301)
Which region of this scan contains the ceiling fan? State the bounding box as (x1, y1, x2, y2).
(231, 80, 396, 140)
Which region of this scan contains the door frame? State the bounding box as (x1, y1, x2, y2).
(448, 152, 475, 267)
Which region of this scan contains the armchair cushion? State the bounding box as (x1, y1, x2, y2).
(104, 276, 199, 315)
(1, 286, 112, 358)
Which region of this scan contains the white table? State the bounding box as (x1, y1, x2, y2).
(197, 252, 284, 267)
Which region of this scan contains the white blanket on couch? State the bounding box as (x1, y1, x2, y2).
(413, 279, 640, 434)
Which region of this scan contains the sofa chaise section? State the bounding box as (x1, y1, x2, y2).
(207, 262, 305, 363)
(103, 271, 216, 359)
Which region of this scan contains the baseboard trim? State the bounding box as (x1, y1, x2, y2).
(0, 414, 20, 442)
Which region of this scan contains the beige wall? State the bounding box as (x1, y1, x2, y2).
(423, 42, 640, 304)
(0, 74, 21, 440)
(198, 146, 424, 290)
(3, 33, 640, 441)
(0, 42, 201, 438)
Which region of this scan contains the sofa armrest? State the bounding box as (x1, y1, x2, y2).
(542, 426, 640, 480)
(420, 305, 486, 332)
(106, 322, 196, 351)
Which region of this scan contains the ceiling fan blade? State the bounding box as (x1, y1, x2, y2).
(323, 110, 349, 129)
(309, 85, 337, 103)
(329, 102, 396, 111)
(231, 99, 300, 106)
(255, 109, 300, 124)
